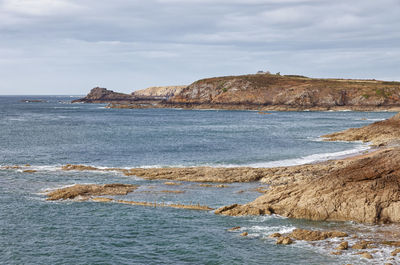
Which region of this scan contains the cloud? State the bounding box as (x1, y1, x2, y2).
(1, 0, 82, 16)
(0, 0, 399, 94)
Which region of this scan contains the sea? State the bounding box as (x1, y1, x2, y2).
(0, 95, 397, 264)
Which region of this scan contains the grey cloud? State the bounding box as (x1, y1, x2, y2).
(0, 0, 399, 94)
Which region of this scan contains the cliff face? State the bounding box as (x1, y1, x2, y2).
(133, 85, 187, 98)
(215, 113, 400, 224)
(168, 74, 400, 109)
(72, 87, 135, 103)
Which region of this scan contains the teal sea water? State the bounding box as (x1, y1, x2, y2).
(0, 96, 395, 264)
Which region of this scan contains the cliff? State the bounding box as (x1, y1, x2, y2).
(215, 113, 400, 224)
(133, 85, 187, 98)
(167, 74, 400, 111)
(74, 74, 400, 111)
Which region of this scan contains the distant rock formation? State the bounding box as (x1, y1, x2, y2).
(168, 74, 400, 110)
(133, 85, 187, 99)
(74, 75, 400, 110)
(72, 87, 135, 103)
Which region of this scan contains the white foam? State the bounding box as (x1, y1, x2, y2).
(243, 145, 369, 168)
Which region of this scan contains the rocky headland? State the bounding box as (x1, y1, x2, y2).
(74, 74, 400, 111)
(72, 85, 186, 104)
(216, 113, 400, 224)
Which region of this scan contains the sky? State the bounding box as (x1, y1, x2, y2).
(0, 0, 399, 95)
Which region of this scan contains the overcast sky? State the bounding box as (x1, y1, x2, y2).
(0, 0, 399, 95)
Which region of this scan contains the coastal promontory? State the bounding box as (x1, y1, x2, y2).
(74, 74, 400, 111)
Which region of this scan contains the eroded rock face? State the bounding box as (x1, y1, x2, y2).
(133, 86, 187, 98)
(46, 184, 138, 200)
(168, 74, 400, 110)
(215, 146, 400, 224)
(323, 113, 400, 146)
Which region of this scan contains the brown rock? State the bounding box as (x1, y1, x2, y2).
(276, 236, 293, 245)
(391, 248, 400, 256)
(240, 232, 248, 237)
(72, 87, 135, 103)
(330, 251, 342, 255)
(22, 170, 37, 173)
(164, 182, 182, 186)
(214, 204, 272, 216)
(167, 74, 400, 111)
(268, 233, 282, 238)
(46, 184, 138, 200)
(61, 164, 101, 171)
(92, 197, 114, 203)
(336, 241, 349, 250)
(288, 229, 348, 241)
(351, 241, 368, 250)
(360, 252, 373, 259)
(227, 226, 241, 231)
(215, 144, 400, 224)
(323, 112, 400, 146)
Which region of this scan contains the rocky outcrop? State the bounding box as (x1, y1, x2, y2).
(215, 147, 400, 224)
(288, 229, 348, 241)
(46, 183, 138, 200)
(168, 74, 400, 110)
(323, 113, 400, 146)
(72, 87, 135, 103)
(75, 75, 400, 110)
(133, 85, 187, 98)
(93, 198, 213, 211)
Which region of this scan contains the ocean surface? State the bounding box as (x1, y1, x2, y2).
(0, 96, 396, 264)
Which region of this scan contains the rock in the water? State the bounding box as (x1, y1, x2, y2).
(391, 248, 400, 256)
(268, 233, 282, 238)
(228, 226, 241, 231)
(72, 87, 135, 103)
(335, 241, 349, 250)
(240, 232, 248, 237)
(288, 229, 348, 241)
(46, 184, 138, 201)
(214, 204, 272, 216)
(351, 241, 368, 250)
(276, 237, 293, 245)
(360, 252, 373, 259)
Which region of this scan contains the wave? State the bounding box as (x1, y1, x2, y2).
(240, 144, 370, 168)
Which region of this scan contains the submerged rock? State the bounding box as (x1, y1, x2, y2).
(360, 252, 374, 259)
(46, 184, 138, 201)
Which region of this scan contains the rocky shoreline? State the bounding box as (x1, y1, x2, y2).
(215, 113, 400, 224)
(73, 74, 400, 112)
(3, 111, 400, 262)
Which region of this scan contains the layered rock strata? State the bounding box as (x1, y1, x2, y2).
(46, 184, 137, 200)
